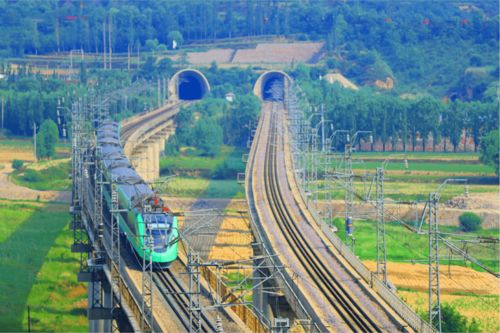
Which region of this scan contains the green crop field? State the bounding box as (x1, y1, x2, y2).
(0, 200, 86, 331)
(330, 218, 500, 274)
(11, 160, 71, 191)
(355, 152, 480, 161)
(159, 176, 245, 199)
(160, 145, 245, 177)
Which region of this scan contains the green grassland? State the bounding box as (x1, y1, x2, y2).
(0, 201, 86, 331)
(11, 160, 71, 191)
(330, 218, 499, 274)
(319, 181, 496, 202)
(160, 145, 245, 177)
(159, 145, 245, 198)
(0, 138, 70, 155)
(355, 152, 481, 161)
(353, 160, 495, 175)
(159, 177, 245, 199)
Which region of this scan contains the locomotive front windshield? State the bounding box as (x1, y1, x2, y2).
(144, 213, 172, 252)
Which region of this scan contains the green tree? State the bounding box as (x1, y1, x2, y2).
(11, 159, 24, 170)
(459, 212, 482, 232)
(334, 14, 348, 50)
(432, 303, 480, 332)
(36, 119, 59, 159)
(480, 129, 499, 175)
(167, 31, 183, 49)
(79, 61, 87, 84)
(193, 118, 222, 157)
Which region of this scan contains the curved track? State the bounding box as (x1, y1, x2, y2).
(263, 103, 381, 332)
(120, 101, 186, 142)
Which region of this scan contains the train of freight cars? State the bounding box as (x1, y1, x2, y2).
(95, 120, 178, 269)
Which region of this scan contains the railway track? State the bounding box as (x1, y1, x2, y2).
(154, 268, 218, 333)
(263, 103, 381, 332)
(120, 101, 186, 142)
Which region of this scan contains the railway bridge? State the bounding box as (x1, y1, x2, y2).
(70, 68, 434, 332)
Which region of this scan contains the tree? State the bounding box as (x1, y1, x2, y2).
(79, 61, 87, 84)
(431, 303, 480, 333)
(167, 31, 183, 49)
(36, 119, 59, 159)
(480, 129, 499, 175)
(459, 212, 482, 232)
(193, 117, 222, 157)
(11, 159, 24, 170)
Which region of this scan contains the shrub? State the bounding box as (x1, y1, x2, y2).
(459, 212, 482, 232)
(22, 169, 41, 182)
(212, 159, 244, 180)
(11, 159, 24, 170)
(431, 303, 480, 333)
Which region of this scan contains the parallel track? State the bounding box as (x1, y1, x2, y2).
(120, 101, 186, 142)
(263, 103, 381, 332)
(154, 269, 218, 333)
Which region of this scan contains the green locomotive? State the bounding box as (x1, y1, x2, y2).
(96, 121, 178, 269)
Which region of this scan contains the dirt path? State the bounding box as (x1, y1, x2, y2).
(0, 163, 70, 202)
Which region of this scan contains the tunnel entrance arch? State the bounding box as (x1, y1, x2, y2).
(253, 71, 293, 102)
(169, 69, 211, 101)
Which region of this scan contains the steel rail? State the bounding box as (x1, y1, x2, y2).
(154, 269, 218, 332)
(264, 104, 381, 332)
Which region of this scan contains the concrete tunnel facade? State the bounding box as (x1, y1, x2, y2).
(253, 70, 293, 102)
(168, 68, 211, 101)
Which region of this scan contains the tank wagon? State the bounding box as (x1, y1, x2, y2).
(95, 120, 178, 269)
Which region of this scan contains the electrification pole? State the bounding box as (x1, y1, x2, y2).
(376, 167, 387, 284)
(429, 192, 442, 332)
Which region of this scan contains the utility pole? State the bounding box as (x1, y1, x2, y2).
(320, 104, 325, 152)
(142, 210, 153, 332)
(344, 138, 354, 252)
(1, 96, 4, 129)
(376, 167, 387, 284)
(33, 122, 37, 161)
(127, 44, 131, 72)
(157, 78, 161, 108)
(108, 13, 112, 70)
(429, 192, 442, 332)
(102, 20, 107, 70)
(163, 77, 167, 105)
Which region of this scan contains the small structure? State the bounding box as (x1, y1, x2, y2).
(225, 92, 235, 103)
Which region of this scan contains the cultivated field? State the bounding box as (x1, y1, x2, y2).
(0, 201, 86, 331)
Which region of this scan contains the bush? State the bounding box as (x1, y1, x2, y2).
(459, 212, 482, 232)
(212, 159, 244, 180)
(22, 169, 41, 182)
(431, 303, 480, 333)
(11, 159, 24, 170)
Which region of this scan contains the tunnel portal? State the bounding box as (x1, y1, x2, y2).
(253, 71, 292, 102)
(169, 69, 210, 101)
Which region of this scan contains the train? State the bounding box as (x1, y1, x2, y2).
(95, 120, 178, 269)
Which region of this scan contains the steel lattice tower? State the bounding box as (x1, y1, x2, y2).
(428, 192, 442, 332)
(375, 167, 387, 284)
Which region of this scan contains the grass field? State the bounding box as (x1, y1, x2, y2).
(160, 145, 245, 177)
(398, 289, 499, 332)
(353, 160, 495, 175)
(355, 152, 480, 161)
(0, 138, 70, 154)
(11, 160, 71, 191)
(0, 200, 86, 331)
(159, 176, 245, 199)
(330, 218, 499, 273)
